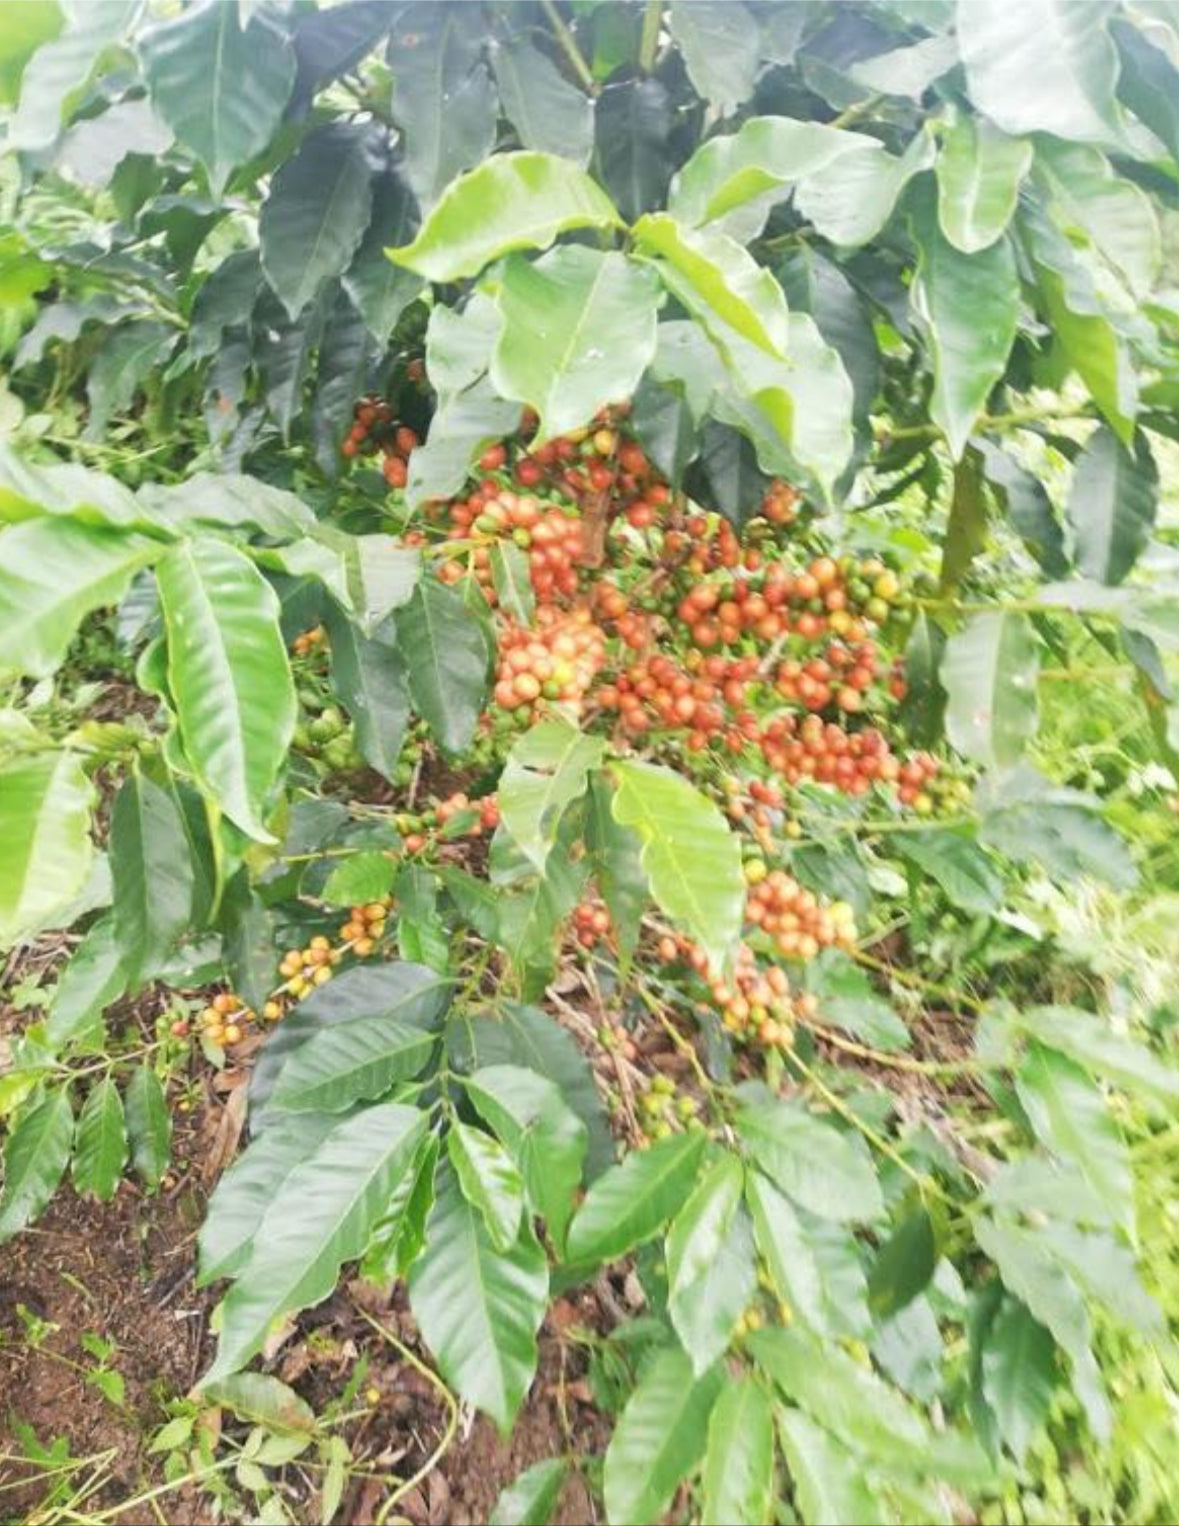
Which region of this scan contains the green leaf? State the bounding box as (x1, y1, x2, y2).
(141, 474, 314, 539)
(1033, 140, 1160, 299)
(0, 444, 150, 531)
(407, 379, 522, 510)
(498, 719, 605, 875)
(0, 752, 94, 950)
(447, 1121, 525, 1253)
(0, 1089, 74, 1243)
(957, 0, 1123, 145)
(492, 247, 661, 441)
(492, 34, 592, 166)
(941, 611, 1039, 770)
(389, 151, 622, 282)
(974, 440, 1068, 577)
(201, 1372, 316, 1435)
(935, 111, 1031, 254)
(940, 447, 989, 594)
(269, 1019, 436, 1115)
(851, 32, 960, 97)
(1066, 424, 1157, 586)
(110, 772, 195, 985)
(464, 1064, 586, 1253)
(894, 828, 1004, 916)
(189, 250, 262, 358)
(0, 0, 61, 109)
(776, 1409, 890, 1526)
(45, 917, 126, 1049)
(1016, 1006, 1179, 1107)
(71, 1079, 127, 1202)
(586, 772, 647, 972)
(388, 3, 496, 208)
(0, 518, 163, 679)
(490, 1458, 567, 1526)
(490, 542, 534, 626)
(1015, 1043, 1131, 1227)
(124, 1066, 171, 1190)
(670, 115, 877, 239)
(795, 129, 934, 249)
(203, 1102, 427, 1382)
(397, 577, 490, 755)
(312, 288, 373, 473)
(746, 1174, 870, 1339)
(426, 291, 503, 399)
(667, 1156, 757, 1374)
(198, 1114, 340, 1285)
(409, 1166, 549, 1433)
(1113, 16, 1179, 164)
(595, 75, 676, 224)
(803, 953, 909, 1054)
(157, 538, 295, 841)
(910, 201, 1019, 460)
(566, 1130, 707, 1265)
(700, 1378, 775, 1526)
(604, 1347, 723, 1526)
(321, 852, 396, 910)
(777, 248, 879, 432)
(735, 1086, 883, 1224)
(342, 174, 424, 341)
(260, 125, 375, 321)
(139, 3, 295, 196)
(11, 2, 133, 152)
(634, 213, 788, 357)
(85, 322, 177, 441)
(868, 1209, 937, 1318)
(326, 611, 410, 783)
(610, 759, 743, 970)
(667, 0, 759, 114)
(980, 1299, 1058, 1461)
(396, 864, 449, 973)
(976, 764, 1136, 890)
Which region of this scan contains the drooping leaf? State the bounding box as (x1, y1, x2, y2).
(566, 1130, 707, 1265)
(585, 772, 647, 972)
(776, 1409, 890, 1526)
(1065, 424, 1158, 586)
(795, 129, 934, 249)
(204, 1102, 427, 1382)
(974, 439, 1069, 576)
(498, 718, 605, 875)
(220, 873, 275, 1014)
(489, 542, 535, 626)
(85, 322, 178, 441)
(735, 1086, 883, 1224)
(492, 247, 661, 441)
(389, 151, 622, 282)
(867, 1208, 937, 1318)
(139, 2, 295, 196)
(1015, 1043, 1131, 1227)
(397, 576, 491, 754)
(1015, 1005, 1179, 1107)
(72, 1079, 127, 1202)
(492, 34, 593, 166)
(124, 1066, 171, 1190)
(935, 111, 1032, 254)
(407, 379, 522, 510)
(941, 611, 1040, 770)
(45, 917, 127, 1049)
(667, 0, 760, 114)
(156, 538, 295, 841)
(0, 751, 95, 950)
(0, 1089, 74, 1243)
(326, 608, 411, 782)
(777, 247, 879, 433)
(746, 1173, 871, 1339)
(595, 75, 676, 224)
(700, 1378, 776, 1526)
(342, 174, 424, 341)
(312, 287, 374, 474)
(490, 1458, 568, 1526)
(409, 1167, 549, 1433)
(109, 772, 195, 986)
(1033, 139, 1160, 299)
(980, 1298, 1058, 1461)
(447, 1121, 525, 1253)
(894, 828, 1005, 916)
(851, 32, 960, 97)
(0, 518, 163, 679)
(11, 2, 135, 152)
(976, 764, 1137, 890)
(259, 125, 375, 321)
(666, 1155, 757, 1373)
(610, 760, 744, 970)
(603, 1347, 724, 1526)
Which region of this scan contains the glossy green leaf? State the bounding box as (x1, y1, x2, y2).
(492, 247, 661, 441)
(566, 1130, 707, 1265)
(1033, 140, 1160, 299)
(0, 518, 163, 678)
(911, 201, 1019, 459)
(396, 576, 491, 754)
(396, 863, 449, 974)
(1066, 425, 1157, 586)
(980, 1299, 1058, 1461)
(11, 1, 133, 152)
(957, 0, 1123, 144)
(498, 718, 605, 875)
(585, 772, 646, 972)
(490, 1458, 567, 1526)
(941, 611, 1040, 769)
(595, 75, 676, 224)
(1016, 1043, 1131, 1227)
(321, 852, 395, 910)
(448, 1121, 525, 1253)
(326, 609, 411, 782)
(667, 1156, 757, 1374)
(157, 538, 295, 841)
(45, 917, 126, 1049)
(342, 175, 423, 341)
(974, 440, 1068, 576)
(72, 1079, 127, 1202)
(389, 151, 622, 282)
(667, 0, 759, 114)
(492, 34, 593, 166)
(0, 752, 94, 950)
(409, 1167, 549, 1433)
(489, 542, 534, 626)
(795, 129, 934, 248)
(868, 1209, 937, 1318)
(700, 1378, 775, 1526)
(464, 1063, 586, 1252)
(776, 1409, 890, 1526)
(139, 3, 295, 196)
(407, 379, 522, 510)
(124, 1066, 171, 1190)
(746, 1173, 870, 1339)
(204, 1102, 427, 1382)
(735, 1086, 883, 1224)
(894, 829, 1004, 916)
(611, 759, 743, 970)
(260, 126, 375, 320)
(269, 1019, 436, 1115)
(603, 1347, 723, 1526)
(0, 1089, 74, 1243)
(936, 112, 1031, 254)
(86, 322, 178, 441)
(109, 772, 195, 985)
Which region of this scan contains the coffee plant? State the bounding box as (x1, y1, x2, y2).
(2, 1, 1178, 1521)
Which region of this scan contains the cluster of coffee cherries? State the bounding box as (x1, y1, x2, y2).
(438, 488, 587, 602)
(393, 793, 500, 855)
(774, 639, 882, 715)
(341, 396, 419, 488)
(657, 933, 818, 1050)
(636, 1073, 702, 1141)
(743, 861, 855, 960)
(596, 652, 755, 746)
(292, 702, 364, 776)
(573, 896, 612, 950)
(761, 479, 800, 526)
(291, 624, 326, 659)
(896, 752, 943, 812)
(493, 606, 608, 718)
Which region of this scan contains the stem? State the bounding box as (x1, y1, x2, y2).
(540, 0, 596, 92)
(853, 949, 985, 1014)
(639, 0, 662, 71)
(829, 93, 883, 130)
(811, 1024, 984, 1077)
